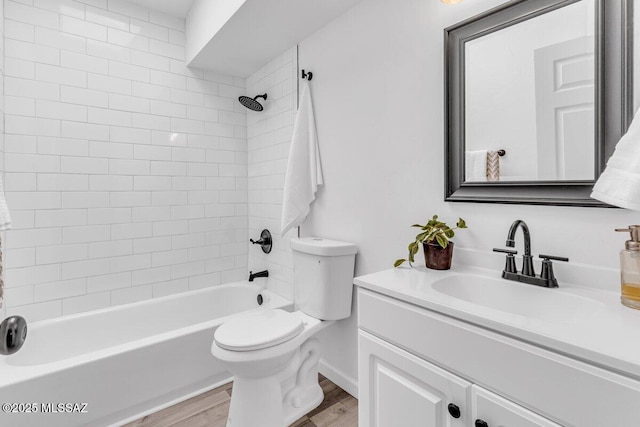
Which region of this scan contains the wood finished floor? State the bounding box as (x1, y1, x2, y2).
(124, 374, 358, 427)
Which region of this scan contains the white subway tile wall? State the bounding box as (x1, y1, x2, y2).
(0, 0, 5, 320)
(247, 47, 297, 300)
(3, 0, 248, 322)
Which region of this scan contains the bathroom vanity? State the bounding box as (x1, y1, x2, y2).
(355, 266, 640, 427)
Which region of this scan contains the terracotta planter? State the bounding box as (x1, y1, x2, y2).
(423, 241, 454, 270)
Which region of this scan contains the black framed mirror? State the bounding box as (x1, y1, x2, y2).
(445, 0, 633, 206)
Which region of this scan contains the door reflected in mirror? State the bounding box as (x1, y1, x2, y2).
(464, 0, 596, 183)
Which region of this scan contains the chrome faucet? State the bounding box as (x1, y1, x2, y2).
(493, 220, 568, 288)
(249, 270, 269, 282)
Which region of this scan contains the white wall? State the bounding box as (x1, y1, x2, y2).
(296, 0, 637, 392)
(245, 46, 297, 299)
(2, 0, 248, 322)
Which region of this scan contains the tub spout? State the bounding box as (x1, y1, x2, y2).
(249, 270, 269, 282)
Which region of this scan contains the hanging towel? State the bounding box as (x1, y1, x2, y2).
(486, 150, 500, 182)
(281, 81, 323, 236)
(592, 111, 640, 209)
(465, 150, 488, 182)
(0, 174, 11, 308)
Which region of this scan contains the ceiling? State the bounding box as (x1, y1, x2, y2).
(125, 0, 364, 77)
(189, 0, 363, 77)
(126, 0, 195, 18)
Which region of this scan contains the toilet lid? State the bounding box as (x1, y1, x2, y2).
(214, 309, 304, 352)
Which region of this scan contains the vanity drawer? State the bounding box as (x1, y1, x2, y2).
(358, 288, 640, 427)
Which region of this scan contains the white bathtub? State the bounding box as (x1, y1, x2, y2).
(0, 282, 290, 427)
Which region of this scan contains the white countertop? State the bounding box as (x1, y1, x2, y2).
(354, 264, 640, 380)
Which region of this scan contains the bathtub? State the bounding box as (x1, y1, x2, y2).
(0, 282, 290, 427)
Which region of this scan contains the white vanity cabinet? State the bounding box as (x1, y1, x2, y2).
(356, 287, 640, 427)
(470, 386, 561, 427)
(359, 331, 561, 427)
(359, 331, 470, 427)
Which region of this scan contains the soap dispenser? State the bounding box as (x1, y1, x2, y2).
(616, 225, 640, 309)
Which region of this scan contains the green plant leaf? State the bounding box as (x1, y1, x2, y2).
(424, 231, 434, 242)
(444, 228, 455, 238)
(457, 218, 467, 228)
(394, 259, 406, 267)
(436, 234, 448, 248)
(408, 241, 419, 263)
(432, 214, 438, 220)
(411, 224, 423, 228)
(415, 231, 429, 242)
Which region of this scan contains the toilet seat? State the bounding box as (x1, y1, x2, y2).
(214, 309, 304, 352)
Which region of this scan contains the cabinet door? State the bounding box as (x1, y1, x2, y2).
(359, 330, 471, 427)
(471, 385, 563, 427)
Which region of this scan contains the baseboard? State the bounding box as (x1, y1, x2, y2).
(319, 359, 358, 399)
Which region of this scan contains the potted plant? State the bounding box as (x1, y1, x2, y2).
(394, 215, 468, 270)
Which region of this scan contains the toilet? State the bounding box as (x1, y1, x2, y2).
(211, 237, 357, 427)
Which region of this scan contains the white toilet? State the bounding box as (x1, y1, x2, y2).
(211, 237, 357, 427)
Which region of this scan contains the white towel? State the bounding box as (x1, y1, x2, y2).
(281, 81, 323, 236)
(465, 150, 488, 182)
(0, 175, 11, 231)
(592, 110, 640, 209)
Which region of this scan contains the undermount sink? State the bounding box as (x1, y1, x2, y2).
(431, 274, 606, 322)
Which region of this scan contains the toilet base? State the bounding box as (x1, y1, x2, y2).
(284, 384, 323, 426)
(225, 337, 324, 427)
(226, 375, 284, 427)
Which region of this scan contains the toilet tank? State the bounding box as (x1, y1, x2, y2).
(290, 237, 357, 321)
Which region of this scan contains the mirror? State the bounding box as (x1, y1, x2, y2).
(466, 0, 595, 182)
(445, 0, 632, 206)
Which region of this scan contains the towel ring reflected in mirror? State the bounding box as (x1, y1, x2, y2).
(444, 0, 633, 206)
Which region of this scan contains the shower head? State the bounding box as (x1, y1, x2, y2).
(238, 94, 267, 112)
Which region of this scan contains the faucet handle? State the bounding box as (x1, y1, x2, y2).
(538, 254, 569, 262)
(493, 248, 518, 273)
(538, 255, 567, 288)
(249, 229, 272, 254)
(493, 248, 517, 255)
